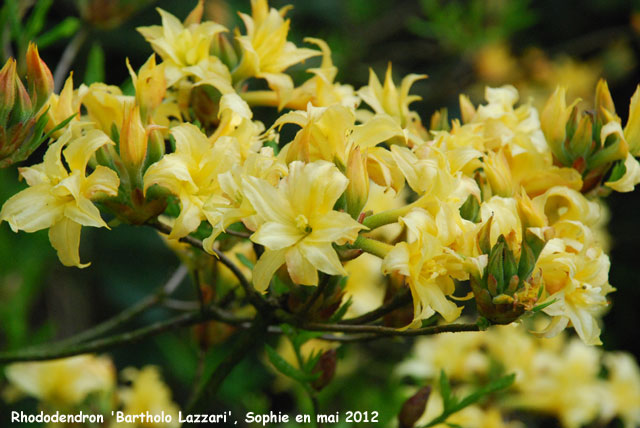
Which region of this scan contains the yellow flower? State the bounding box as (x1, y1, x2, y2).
(114, 366, 179, 428)
(382, 207, 470, 324)
(0, 125, 119, 267)
(243, 160, 366, 291)
(357, 64, 428, 145)
(233, 0, 320, 107)
(143, 123, 240, 239)
(535, 221, 612, 345)
(137, 7, 227, 86)
(5, 355, 115, 406)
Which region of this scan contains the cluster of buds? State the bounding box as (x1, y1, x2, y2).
(0, 43, 54, 168)
(470, 219, 547, 325)
(541, 80, 640, 193)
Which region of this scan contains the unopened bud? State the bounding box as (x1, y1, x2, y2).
(595, 79, 616, 123)
(311, 349, 337, 391)
(398, 386, 431, 428)
(624, 86, 640, 156)
(0, 59, 17, 124)
(120, 104, 147, 171)
(12, 78, 33, 126)
(429, 108, 449, 132)
(26, 43, 54, 112)
(345, 146, 369, 219)
(459, 94, 475, 124)
(127, 55, 166, 121)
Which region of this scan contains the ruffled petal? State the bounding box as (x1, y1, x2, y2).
(48, 217, 89, 268)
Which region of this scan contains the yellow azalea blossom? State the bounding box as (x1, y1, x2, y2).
(0, 125, 119, 267)
(209, 93, 265, 159)
(233, 0, 320, 107)
(535, 222, 612, 345)
(284, 38, 359, 110)
(533, 186, 601, 227)
(276, 102, 402, 168)
(202, 147, 286, 252)
(344, 253, 385, 317)
(357, 64, 428, 145)
(126, 55, 166, 120)
(382, 207, 471, 324)
(242, 160, 366, 291)
(5, 355, 115, 406)
(82, 83, 133, 136)
(143, 123, 240, 239)
(114, 366, 179, 428)
(137, 7, 227, 86)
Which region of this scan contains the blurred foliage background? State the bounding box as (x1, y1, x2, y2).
(1, 0, 639, 427)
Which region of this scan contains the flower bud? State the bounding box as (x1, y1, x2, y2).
(127, 56, 166, 121)
(120, 104, 147, 172)
(398, 387, 431, 428)
(595, 79, 616, 124)
(459, 94, 476, 124)
(11, 77, 33, 127)
(0, 59, 17, 125)
(311, 349, 337, 391)
(26, 43, 54, 112)
(470, 227, 546, 324)
(429, 108, 450, 132)
(345, 146, 369, 219)
(624, 85, 640, 156)
(541, 87, 579, 164)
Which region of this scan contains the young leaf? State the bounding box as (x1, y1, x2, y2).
(265, 344, 317, 384)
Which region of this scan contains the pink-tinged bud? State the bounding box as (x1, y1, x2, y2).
(398, 387, 431, 428)
(120, 104, 147, 171)
(0, 58, 17, 124)
(311, 349, 337, 391)
(12, 77, 33, 126)
(26, 43, 54, 112)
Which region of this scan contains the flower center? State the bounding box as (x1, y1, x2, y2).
(295, 214, 312, 234)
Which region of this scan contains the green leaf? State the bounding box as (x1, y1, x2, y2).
(36, 17, 80, 48)
(25, 0, 53, 40)
(456, 373, 515, 410)
(607, 159, 627, 183)
(235, 253, 254, 269)
(459, 194, 480, 223)
(328, 296, 352, 322)
(85, 43, 105, 85)
(531, 298, 557, 313)
(265, 344, 317, 384)
(439, 370, 456, 411)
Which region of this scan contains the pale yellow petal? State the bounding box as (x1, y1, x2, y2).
(242, 175, 291, 223)
(286, 246, 318, 285)
(251, 221, 303, 250)
(49, 217, 89, 268)
(0, 185, 65, 232)
(84, 166, 120, 198)
(63, 129, 113, 172)
(253, 248, 287, 292)
(298, 241, 346, 276)
(64, 198, 107, 228)
(307, 210, 364, 244)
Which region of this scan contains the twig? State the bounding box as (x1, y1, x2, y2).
(0, 305, 249, 364)
(149, 222, 270, 314)
(297, 321, 481, 337)
(53, 27, 87, 92)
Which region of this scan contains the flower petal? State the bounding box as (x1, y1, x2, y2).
(253, 248, 287, 292)
(286, 246, 318, 285)
(298, 241, 346, 276)
(0, 185, 65, 232)
(48, 217, 89, 268)
(251, 221, 303, 250)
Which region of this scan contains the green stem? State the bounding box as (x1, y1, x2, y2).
(351, 235, 393, 259)
(362, 195, 427, 230)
